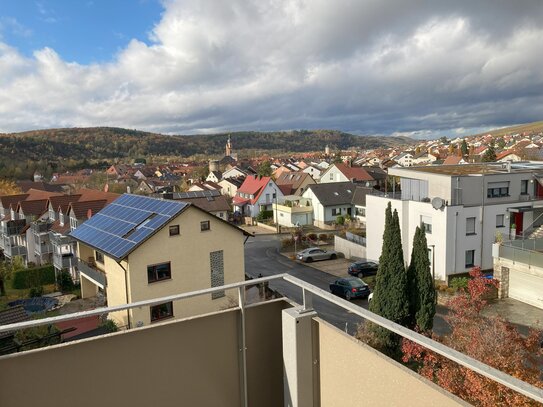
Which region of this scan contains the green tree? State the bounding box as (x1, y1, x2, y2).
(439, 136, 448, 144)
(367, 202, 409, 356)
(0, 262, 12, 296)
(482, 140, 497, 162)
(496, 137, 506, 149)
(406, 226, 436, 331)
(257, 161, 273, 177)
(460, 140, 469, 157)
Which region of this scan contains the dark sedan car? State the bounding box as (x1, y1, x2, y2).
(347, 260, 379, 278)
(329, 277, 371, 301)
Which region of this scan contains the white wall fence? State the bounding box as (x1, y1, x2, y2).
(334, 235, 366, 260)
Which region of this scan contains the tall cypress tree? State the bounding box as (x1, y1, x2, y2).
(406, 226, 436, 331)
(369, 203, 409, 355)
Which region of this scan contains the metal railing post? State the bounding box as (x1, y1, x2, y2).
(237, 286, 248, 407)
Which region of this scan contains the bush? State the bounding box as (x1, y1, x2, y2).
(281, 237, 294, 249)
(318, 233, 328, 241)
(450, 277, 469, 291)
(446, 287, 456, 295)
(336, 215, 345, 225)
(29, 286, 44, 298)
(257, 210, 274, 221)
(306, 233, 318, 241)
(438, 284, 448, 291)
(58, 271, 75, 292)
(12, 265, 55, 289)
(100, 319, 119, 333)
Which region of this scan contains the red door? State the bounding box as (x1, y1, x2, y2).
(514, 212, 523, 236)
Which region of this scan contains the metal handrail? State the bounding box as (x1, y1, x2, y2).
(0, 273, 542, 403)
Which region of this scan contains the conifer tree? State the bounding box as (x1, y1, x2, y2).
(406, 226, 436, 331)
(368, 203, 409, 355)
(460, 139, 469, 157)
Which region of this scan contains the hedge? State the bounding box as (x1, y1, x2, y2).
(12, 265, 56, 289)
(257, 210, 274, 221)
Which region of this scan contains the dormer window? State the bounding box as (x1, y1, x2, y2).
(59, 213, 65, 226)
(49, 208, 56, 221)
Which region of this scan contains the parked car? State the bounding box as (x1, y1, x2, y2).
(329, 277, 371, 300)
(347, 260, 379, 278)
(296, 247, 337, 263)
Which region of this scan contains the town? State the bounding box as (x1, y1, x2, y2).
(1, 125, 543, 405)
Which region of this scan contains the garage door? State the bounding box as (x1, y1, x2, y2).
(509, 270, 543, 309)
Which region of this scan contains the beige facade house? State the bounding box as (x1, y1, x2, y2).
(70, 194, 248, 328)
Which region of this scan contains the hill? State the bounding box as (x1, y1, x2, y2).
(470, 121, 543, 139)
(0, 127, 413, 162)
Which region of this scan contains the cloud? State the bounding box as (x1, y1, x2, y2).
(1, 0, 543, 137)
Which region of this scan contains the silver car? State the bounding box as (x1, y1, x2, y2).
(296, 247, 338, 263)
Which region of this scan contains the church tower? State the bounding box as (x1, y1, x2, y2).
(225, 135, 232, 157)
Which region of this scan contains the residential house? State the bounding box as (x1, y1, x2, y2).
(351, 186, 374, 225)
(233, 176, 285, 218)
(319, 163, 378, 187)
(394, 152, 414, 167)
(412, 151, 438, 165)
(188, 181, 222, 192)
(222, 166, 249, 180)
(302, 182, 355, 227)
(275, 172, 316, 196)
(164, 190, 231, 220)
(70, 194, 248, 327)
(366, 162, 543, 281)
(302, 164, 322, 180)
(443, 155, 467, 165)
(219, 176, 245, 198)
(206, 170, 222, 183)
(273, 196, 313, 227)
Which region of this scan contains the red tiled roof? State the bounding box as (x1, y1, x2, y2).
(50, 219, 71, 234)
(333, 163, 374, 181)
(236, 175, 273, 205)
(25, 189, 63, 200)
(0, 194, 29, 210)
(49, 194, 82, 213)
(18, 199, 49, 217)
(68, 199, 108, 219)
(443, 156, 464, 165)
(76, 188, 120, 204)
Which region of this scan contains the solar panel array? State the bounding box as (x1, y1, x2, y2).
(70, 194, 187, 261)
(173, 190, 221, 199)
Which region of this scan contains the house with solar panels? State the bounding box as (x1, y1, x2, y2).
(70, 194, 249, 328)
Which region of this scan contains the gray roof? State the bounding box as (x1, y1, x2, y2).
(351, 186, 374, 207)
(306, 182, 355, 206)
(0, 305, 29, 339)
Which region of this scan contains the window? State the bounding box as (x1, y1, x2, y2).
(48, 208, 55, 221)
(332, 208, 341, 216)
(200, 220, 211, 231)
(329, 173, 334, 180)
(169, 225, 180, 236)
(147, 262, 172, 283)
(466, 217, 476, 235)
(356, 208, 366, 217)
(496, 214, 505, 227)
(465, 250, 475, 268)
(70, 217, 78, 231)
(421, 215, 432, 234)
(219, 213, 224, 218)
(150, 301, 173, 322)
(521, 180, 529, 195)
(487, 181, 509, 198)
(95, 251, 104, 264)
(210, 250, 225, 299)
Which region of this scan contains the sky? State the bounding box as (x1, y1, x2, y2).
(1, 1, 543, 138)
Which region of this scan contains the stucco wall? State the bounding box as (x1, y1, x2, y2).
(316, 319, 466, 406)
(0, 300, 290, 407)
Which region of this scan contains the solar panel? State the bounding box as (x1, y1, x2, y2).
(70, 194, 187, 261)
(173, 190, 221, 200)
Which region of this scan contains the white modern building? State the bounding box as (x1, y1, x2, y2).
(366, 162, 543, 281)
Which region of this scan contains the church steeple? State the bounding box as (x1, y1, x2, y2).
(226, 135, 232, 157)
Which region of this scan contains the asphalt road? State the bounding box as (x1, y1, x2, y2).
(244, 234, 450, 336)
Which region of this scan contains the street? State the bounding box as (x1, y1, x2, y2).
(244, 234, 450, 336)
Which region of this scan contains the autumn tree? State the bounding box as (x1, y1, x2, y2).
(0, 180, 21, 195)
(402, 267, 543, 406)
(364, 202, 409, 357)
(406, 226, 435, 331)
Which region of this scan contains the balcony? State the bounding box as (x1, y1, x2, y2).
(0, 219, 27, 236)
(49, 231, 76, 246)
(53, 252, 75, 270)
(3, 242, 27, 258)
(34, 240, 53, 256)
(77, 258, 106, 288)
(31, 221, 52, 235)
(0, 275, 541, 406)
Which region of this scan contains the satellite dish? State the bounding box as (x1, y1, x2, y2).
(431, 197, 444, 210)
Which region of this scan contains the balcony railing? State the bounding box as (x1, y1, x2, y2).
(34, 242, 53, 256)
(77, 258, 106, 288)
(0, 220, 27, 236)
(496, 239, 543, 268)
(31, 222, 52, 234)
(3, 243, 27, 258)
(49, 232, 75, 246)
(53, 253, 75, 270)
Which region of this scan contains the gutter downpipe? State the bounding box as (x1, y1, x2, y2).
(117, 260, 131, 329)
